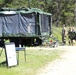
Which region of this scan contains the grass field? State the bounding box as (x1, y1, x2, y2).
(51, 26, 70, 45)
(0, 47, 64, 75)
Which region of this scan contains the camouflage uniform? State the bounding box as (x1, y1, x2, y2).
(62, 26, 67, 45)
(68, 27, 76, 45)
(68, 28, 72, 45)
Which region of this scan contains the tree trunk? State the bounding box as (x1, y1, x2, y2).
(74, 0, 76, 26)
(56, 0, 59, 27)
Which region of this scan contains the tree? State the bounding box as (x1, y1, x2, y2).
(74, 0, 76, 25)
(0, 0, 13, 7)
(0, 0, 75, 26)
(47, 0, 61, 26)
(61, 0, 75, 25)
(47, 0, 75, 26)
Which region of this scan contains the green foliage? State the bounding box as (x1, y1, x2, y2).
(0, 0, 76, 26)
(64, 13, 74, 17)
(0, 0, 4, 3)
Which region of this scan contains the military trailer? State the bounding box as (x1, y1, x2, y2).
(0, 7, 52, 47)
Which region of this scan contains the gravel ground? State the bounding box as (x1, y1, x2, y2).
(36, 46, 76, 75)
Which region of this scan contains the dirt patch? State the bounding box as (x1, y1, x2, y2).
(36, 46, 76, 75)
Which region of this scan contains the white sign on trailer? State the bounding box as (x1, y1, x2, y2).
(5, 42, 17, 67)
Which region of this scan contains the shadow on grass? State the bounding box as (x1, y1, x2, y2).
(0, 61, 7, 67)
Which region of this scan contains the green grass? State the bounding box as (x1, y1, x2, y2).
(52, 26, 62, 41)
(0, 48, 64, 75)
(52, 26, 71, 45)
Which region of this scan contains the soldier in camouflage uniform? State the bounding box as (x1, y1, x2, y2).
(68, 27, 76, 45)
(62, 25, 67, 45)
(68, 27, 72, 45)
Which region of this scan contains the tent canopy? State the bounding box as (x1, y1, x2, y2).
(0, 7, 52, 37)
(0, 7, 52, 15)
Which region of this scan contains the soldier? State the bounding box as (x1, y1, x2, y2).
(68, 27, 76, 45)
(71, 27, 76, 45)
(62, 25, 67, 45)
(68, 27, 72, 45)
